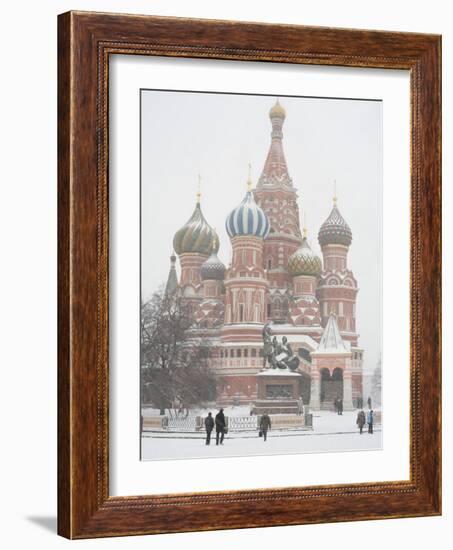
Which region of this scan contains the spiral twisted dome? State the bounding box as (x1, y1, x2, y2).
(318, 204, 352, 247)
(201, 248, 226, 281)
(269, 99, 286, 119)
(225, 191, 270, 239)
(173, 201, 219, 256)
(288, 237, 322, 277)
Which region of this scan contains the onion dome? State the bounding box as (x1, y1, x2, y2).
(288, 235, 322, 277)
(200, 241, 226, 281)
(173, 197, 218, 256)
(225, 189, 270, 239)
(269, 99, 286, 120)
(318, 199, 352, 247)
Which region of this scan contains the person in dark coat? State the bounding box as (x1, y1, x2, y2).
(356, 410, 366, 434)
(259, 413, 272, 442)
(204, 412, 214, 445)
(338, 398, 343, 415)
(367, 396, 372, 409)
(367, 409, 374, 434)
(215, 408, 226, 445)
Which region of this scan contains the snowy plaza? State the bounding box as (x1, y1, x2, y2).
(141, 408, 381, 461)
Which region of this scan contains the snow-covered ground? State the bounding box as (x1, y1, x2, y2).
(141, 410, 382, 461)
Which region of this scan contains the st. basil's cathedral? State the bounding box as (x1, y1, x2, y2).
(165, 100, 364, 410)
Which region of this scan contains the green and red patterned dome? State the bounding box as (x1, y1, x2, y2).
(173, 197, 219, 256)
(288, 236, 322, 277)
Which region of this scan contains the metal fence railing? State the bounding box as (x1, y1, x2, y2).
(226, 416, 259, 431)
(143, 415, 310, 433)
(164, 417, 201, 432)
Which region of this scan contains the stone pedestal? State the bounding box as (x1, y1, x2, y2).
(309, 371, 321, 410)
(253, 369, 303, 415)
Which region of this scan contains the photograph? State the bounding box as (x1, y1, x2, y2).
(140, 90, 383, 460)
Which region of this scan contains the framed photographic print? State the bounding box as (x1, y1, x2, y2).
(58, 11, 441, 538)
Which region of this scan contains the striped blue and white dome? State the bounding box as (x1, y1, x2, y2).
(225, 191, 270, 239)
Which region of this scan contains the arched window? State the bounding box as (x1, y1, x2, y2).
(267, 258, 272, 270)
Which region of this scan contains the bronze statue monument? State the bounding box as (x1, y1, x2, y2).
(262, 323, 300, 371)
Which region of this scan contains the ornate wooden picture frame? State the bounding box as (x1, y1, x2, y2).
(58, 11, 441, 539)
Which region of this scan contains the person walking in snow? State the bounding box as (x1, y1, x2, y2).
(215, 408, 226, 445)
(367, 396, 372, 409)
(338, 398, 343, 415)
(259, 413, 272, 442)
(367, 409, 374, 434)
(356, 410, 366, 434)
(297, 397, 304, 415)
(204, 412, 214, 445)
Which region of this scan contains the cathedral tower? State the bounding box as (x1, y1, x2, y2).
(287, 228, 323, 327)
(316, 194, 358, 343)
(222, 175, 270, 340)
(216, 175, 271, 404)
(173, 189, 218, 300)
(164, 253, 178, 296)
(193, 238, 226, 330)
(254, 100, 302, 296)
(316, 193, 363, 403)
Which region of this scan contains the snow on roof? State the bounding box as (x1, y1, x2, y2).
(257, 368, 301, 377)
(270, 323, 322, 335)
(314, 313, 350, 355)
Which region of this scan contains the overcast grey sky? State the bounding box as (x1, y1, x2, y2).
(141, 91, 382, 373)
